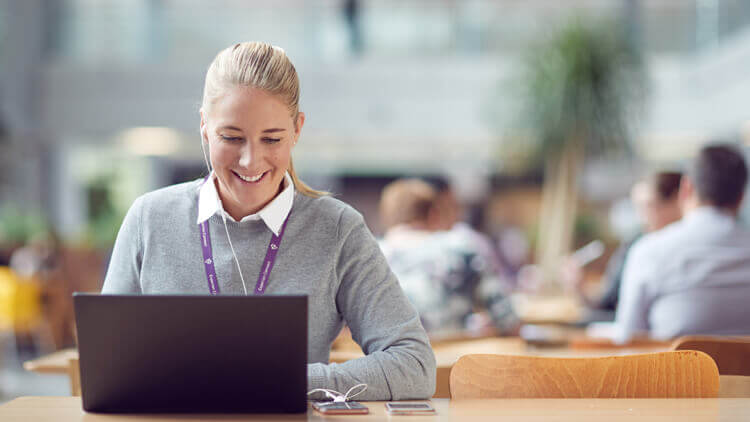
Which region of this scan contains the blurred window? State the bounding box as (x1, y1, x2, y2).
(48, 0, 750, 65)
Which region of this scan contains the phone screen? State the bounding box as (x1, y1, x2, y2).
(312, 401, 369, 414)
(386, 402, 436, 414)
(388, 403, 432, 409)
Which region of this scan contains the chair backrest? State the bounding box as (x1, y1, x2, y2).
(671, 336, 750, 376)
(450, 351, 719, 399)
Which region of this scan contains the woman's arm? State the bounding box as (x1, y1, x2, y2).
(307, 210, 436, 401)
(101, 196, 144, 294)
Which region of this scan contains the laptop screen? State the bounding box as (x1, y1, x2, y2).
(74, 294, 307, 413)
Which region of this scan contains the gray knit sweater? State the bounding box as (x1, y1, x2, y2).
(102, 179, 436, 400)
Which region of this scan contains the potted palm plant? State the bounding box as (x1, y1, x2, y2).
(514, 19, 646, 288)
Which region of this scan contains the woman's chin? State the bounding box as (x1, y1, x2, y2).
(228, 190, 276, 216)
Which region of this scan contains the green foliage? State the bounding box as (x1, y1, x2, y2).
(0, 204, 49, 246)
(514, 18, 646, 165)
(85, 210, 124, 250)
(524, 210, 611, 255)
(572, 211, 605, 248)
(84, 174, 124, 249)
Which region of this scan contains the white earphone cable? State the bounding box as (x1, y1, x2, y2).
(307, 384, 367, 402)
(201, 137, 249, 296)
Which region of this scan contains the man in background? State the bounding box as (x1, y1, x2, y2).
(612, 144, 750, 342)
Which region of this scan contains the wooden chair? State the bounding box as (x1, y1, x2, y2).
(671, 336, 750, 375)
(672, 336, 750, 398)
(450, 351, 719, 399)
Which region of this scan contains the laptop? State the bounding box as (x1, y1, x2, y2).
(73, 294, 308, 413)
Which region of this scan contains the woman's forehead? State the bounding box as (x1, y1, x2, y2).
(206, 86, 292, 125)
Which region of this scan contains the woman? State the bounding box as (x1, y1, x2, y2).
(102, 42, 436, 400)
(378, 178, 519, 337)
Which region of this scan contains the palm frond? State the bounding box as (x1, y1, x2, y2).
(514, 19, 647, 163)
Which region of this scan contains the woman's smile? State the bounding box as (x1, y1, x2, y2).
(233, 170, 268, 184)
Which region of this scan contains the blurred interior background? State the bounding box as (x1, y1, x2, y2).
(1, 0, 750, 402)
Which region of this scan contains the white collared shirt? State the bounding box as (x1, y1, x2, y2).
(196, 172, 294, 236)
(612, 206, 750, 342)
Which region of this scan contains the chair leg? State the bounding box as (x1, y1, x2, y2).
(68, 358, 81, 397)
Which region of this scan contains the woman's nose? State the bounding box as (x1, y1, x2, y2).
(238, 143, 255, 168)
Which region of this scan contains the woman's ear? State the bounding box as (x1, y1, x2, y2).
(294, 112, 306, 145)
(200, 110, 209, 143)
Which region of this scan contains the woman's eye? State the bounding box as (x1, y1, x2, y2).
(262, 138, 281, 144)
(220, 135, 242, 142)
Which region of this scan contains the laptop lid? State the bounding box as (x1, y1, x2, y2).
(74, 294, 307, 413)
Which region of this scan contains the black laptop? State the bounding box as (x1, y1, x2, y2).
(73, 294, 307, 413)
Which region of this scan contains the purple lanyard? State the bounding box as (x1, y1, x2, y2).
(199, 194, 291, 295)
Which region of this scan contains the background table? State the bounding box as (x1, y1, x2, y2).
(1, 397, 748, 421)
(23, 349, 78, 375)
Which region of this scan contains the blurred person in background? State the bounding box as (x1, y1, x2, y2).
(611, 144, 750, 342)
(102, 42, 435, 401)
(563, 172, 682, 322)
(9, 232, 61, 280)
(426, 178, 516, 285)
(379, 178, 519, 337)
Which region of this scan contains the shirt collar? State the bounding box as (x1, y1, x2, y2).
(196, 171, 294, 236)
(684, 206, 736, 226)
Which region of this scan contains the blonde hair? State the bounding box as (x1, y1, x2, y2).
(379, 179, 437, 230)
(201, 41, 326, 197)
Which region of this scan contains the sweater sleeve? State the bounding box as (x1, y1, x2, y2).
(102, 196, 144, 294)
(307, 210, 436, 400)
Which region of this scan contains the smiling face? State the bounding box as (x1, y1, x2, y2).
(201, 86, 304, 220)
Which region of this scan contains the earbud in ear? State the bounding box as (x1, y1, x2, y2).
(199, 129, 213, 175)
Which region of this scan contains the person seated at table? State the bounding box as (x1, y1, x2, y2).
(426, 177, 517, 285)
(102, 41, 435, 400)
(612, 144, 750, 342)
(564, 171, 682, 321)
(378, 178, 519, 337)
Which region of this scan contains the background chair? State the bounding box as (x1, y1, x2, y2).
(450, 351, 718, 399)
(0, 266, 50, 362)
(672, 336, 750, 398)
(671, 336, 750, 376)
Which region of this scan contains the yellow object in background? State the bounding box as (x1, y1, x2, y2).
(0, 266, 42, 332)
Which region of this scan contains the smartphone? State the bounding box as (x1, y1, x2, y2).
(312, 401, 369, 415)
(385, 402, 436, 415)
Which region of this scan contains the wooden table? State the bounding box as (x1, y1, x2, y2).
(2, 397, 749, 421)
(29, 338, 668, 372)
(511, 293, 584, 325)
(23, 348, 80, 395)
(25, 338, 672, 399)
(23, 348, 78, 375)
